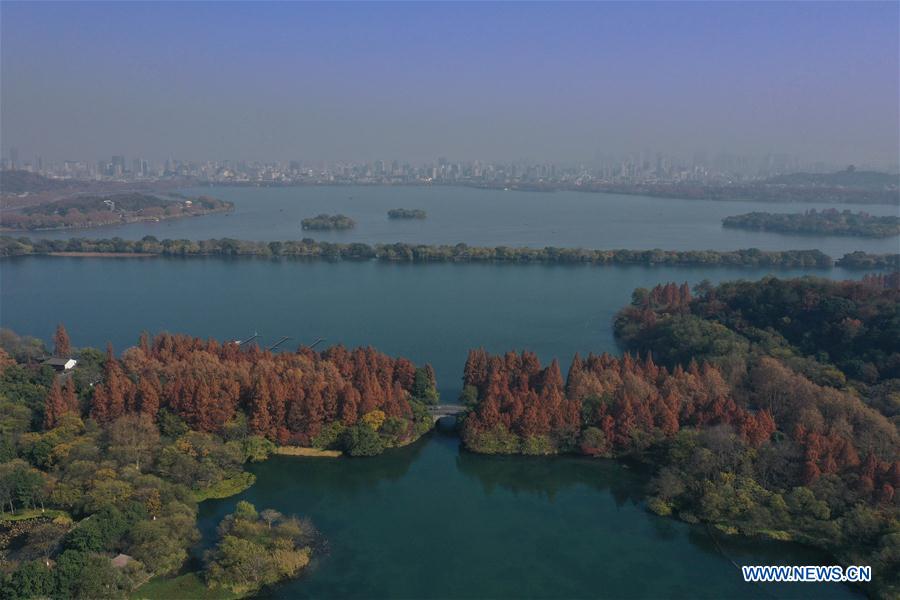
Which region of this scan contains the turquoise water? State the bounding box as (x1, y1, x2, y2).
(20, 185, 900, 257)
(198, 434, 857, 599)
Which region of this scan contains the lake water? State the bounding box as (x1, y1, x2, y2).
(0, 257, 874, 391)
(0, 200, 880, 598)
(19, 185, 900, 257)
(196, 434, 855, 599)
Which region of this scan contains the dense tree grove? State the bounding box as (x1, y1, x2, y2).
(837, 251, 900, 270)
(0, 329, 436, 597)
(454, 274, 900, 595)
(86, 333, 438, 452)
(723, 209, 900, 238)
(461, 350, 776, 457)
(617, 275, 900, 395)
(607, 275, 900, 596)
(5, 235, 893, 270)
(460, 353, 899, 593)
(0, 194, 232, 231)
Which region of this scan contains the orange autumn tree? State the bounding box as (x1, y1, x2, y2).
(461, 349, 775, 457)
(43, 375, 79, 428)
(87, 333, 438, 447)
(53, 324, 71, 358)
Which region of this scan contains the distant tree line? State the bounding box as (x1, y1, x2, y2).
(5, 235, 896, 270)
(835, 251, 900, 270)
(723, 209, 900, 238)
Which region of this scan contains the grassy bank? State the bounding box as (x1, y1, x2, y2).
(273, 446, 343, 457)
(193, 472, 256, 502)
(0, 508, 69, 522)
(131, 573, 242, 600)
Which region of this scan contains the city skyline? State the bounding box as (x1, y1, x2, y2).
(4, 148, 883, 188)
(2, 2, 898, 167)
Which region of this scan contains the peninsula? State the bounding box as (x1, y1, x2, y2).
(0, 193, 232, 232)
(723, 209, 900, 238)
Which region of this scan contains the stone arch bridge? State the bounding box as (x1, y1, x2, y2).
(427, 404, 466, 423)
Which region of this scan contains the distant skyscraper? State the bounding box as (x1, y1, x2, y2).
(112, 155, 126, 176)
(9, 147, 19, 169)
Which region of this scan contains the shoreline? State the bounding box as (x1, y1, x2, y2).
(273, 446, 343, 458)
(0, 207, 233, 234)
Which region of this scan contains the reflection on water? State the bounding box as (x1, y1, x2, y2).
(197, 434, 859, 599)
(455, 439, 644, 506)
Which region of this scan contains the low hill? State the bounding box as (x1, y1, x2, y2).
(1, 193, 233, 231)
(765, 169, 899, 189)
(0, 170, 75, 194)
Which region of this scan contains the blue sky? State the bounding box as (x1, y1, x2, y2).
(2, 1, 898, 165)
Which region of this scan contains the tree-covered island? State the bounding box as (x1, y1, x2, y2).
(387, 208, 426, 219)
(300, 214, 356, 230)
(0, 193, 233, 232)
(723, 209, 900, 238)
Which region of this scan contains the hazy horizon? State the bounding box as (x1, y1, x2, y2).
(2, 1, 898, 168)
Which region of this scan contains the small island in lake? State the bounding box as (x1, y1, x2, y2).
(722, 209, 900, 238)
(0, 192, 233, 231)
(388, 208, 426, 219)
(300, 213, 356, 230)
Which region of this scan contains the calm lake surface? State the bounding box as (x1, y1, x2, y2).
(0, 257, 875, 391)
(21, 185, 900, 257)
(0, 233, 877, 598)
(198, 434, 856, 599)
